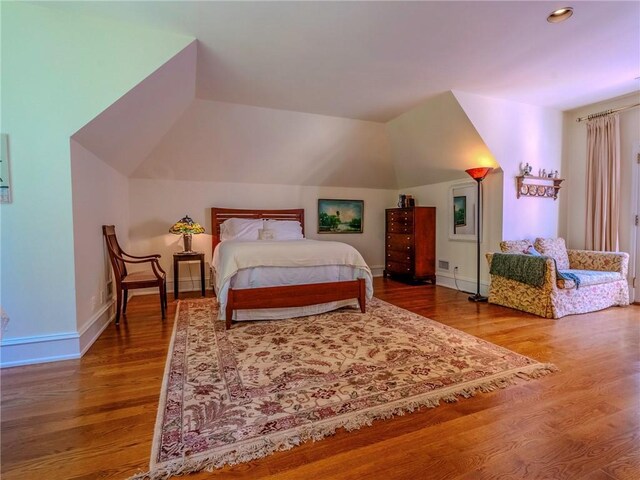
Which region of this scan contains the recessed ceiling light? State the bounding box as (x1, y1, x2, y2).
(547, 7, 573, 23)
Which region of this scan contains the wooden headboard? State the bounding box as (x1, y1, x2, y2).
(211, 208, 305, 253)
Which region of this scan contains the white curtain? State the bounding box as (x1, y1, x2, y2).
(585, 114, 620, 251)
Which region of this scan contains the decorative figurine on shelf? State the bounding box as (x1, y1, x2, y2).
(521, 162, 533, 176)
(553, 170, 559, 178)
(541, 168, 547, 178)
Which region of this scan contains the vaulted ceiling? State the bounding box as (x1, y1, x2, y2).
(42, 1, 640, 122)
(59, 1, 638, 189)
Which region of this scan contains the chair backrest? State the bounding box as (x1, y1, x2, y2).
(102, 225, 127, 281)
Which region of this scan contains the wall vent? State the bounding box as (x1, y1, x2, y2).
(438, 260, 450, 270)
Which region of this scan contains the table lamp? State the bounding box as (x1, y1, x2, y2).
(169, 215, 205, 253)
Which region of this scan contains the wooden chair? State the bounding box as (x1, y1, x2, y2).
(102, 225, 167, 325)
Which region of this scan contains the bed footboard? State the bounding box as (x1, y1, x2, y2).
(225, 278, 366, 329)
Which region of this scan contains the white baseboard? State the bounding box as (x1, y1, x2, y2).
(79, 300, 115, 356)
(436, 271, 490, 297)
(370, 265, 385, 277)
(0, 300, 115, 368)
(0, 331, 81, 368)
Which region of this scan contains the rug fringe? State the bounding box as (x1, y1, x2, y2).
(128, 362, 557, 479)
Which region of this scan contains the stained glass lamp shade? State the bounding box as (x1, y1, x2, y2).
(169, 215, 205, 253)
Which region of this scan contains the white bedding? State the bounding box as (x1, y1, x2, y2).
(211, 239, 373, 321)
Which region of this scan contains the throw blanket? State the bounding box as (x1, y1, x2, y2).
(557, 270, 581, 289)
(489, 253, 581, 289)
(490, 253, 547, 287)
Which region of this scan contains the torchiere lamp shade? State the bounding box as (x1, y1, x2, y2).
(465, 167, 493, 181)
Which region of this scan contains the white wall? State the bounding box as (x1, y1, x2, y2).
(132, 99, 396, 189)
(128, 179, 398, 289)
(454, 91, 563, 241)
(70, 141, 129, 349)
(560, 93, 640, 252)
(0, 3, 193, 366)
(403, 171, 503, 295)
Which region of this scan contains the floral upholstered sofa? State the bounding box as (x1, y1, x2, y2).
(486, 238, 629, 318)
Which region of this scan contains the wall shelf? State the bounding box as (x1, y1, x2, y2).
(516, 175, 564, 201)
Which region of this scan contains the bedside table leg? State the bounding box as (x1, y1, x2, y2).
(200, 258, 205, 297)
(173, 257, 179, 300)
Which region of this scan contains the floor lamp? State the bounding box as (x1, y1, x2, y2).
(465, 167, 493, 302)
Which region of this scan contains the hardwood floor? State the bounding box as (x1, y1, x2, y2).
(2, 278, 639, 479)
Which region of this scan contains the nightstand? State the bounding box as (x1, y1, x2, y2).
(173, 252, 205, 300)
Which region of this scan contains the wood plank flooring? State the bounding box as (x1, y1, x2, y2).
(1, 278, 638, 479)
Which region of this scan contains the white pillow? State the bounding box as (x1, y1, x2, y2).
(263, 220, 304, 240)
(220, 218, 263, 241)
(258, 228, 276, 240)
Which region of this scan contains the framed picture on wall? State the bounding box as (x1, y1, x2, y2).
(0, 134, 11, 203)
(453, 195, 467, 229)
(449, 182, 477, 242)
(318, 199, 363, 233)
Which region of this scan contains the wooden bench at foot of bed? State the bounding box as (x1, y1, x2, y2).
(225, 278, 366, 330)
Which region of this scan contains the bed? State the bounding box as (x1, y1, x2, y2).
(210, 208, 373, 329)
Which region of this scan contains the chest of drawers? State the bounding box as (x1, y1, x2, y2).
(384, 207, 436, 283)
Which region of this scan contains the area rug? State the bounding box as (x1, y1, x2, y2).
(133, 297, 556, 479)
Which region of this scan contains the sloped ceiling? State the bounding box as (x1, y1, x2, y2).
(40, 1, 640, 122)
(53, 1, 638, 190)
(132, 99, 396, 189)
(387, 92, 499, 188)
(72, 41, 197, 176)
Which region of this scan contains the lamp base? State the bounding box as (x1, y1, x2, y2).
(182, 234, 193, 253)
(468, 294, 488, 303)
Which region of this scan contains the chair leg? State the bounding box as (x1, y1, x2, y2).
(160, 284, 166, 320)
(115, 288, 122, 325)
(122, 289, 129, 315)
(164, 279, 168, 310)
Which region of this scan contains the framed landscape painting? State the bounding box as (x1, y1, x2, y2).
(318, 199, 363, 233)
(453, 195, 467, 228)
(449, 182, 477, 241)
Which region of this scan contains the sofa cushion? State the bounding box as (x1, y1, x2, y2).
(556, 269, 623, 289)
(535, 237, 570, 270)
(500, 239, 534, 254)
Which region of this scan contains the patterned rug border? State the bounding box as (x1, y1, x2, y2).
(131, 298, 557, 480)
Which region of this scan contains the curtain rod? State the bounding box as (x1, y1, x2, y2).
(576, 102, 640, 122)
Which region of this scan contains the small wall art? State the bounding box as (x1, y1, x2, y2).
(449, 182, 477, 241)
(0, 134, 11, 203)
(318, 199, 363, 233)
(453, 195, 467, 228)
